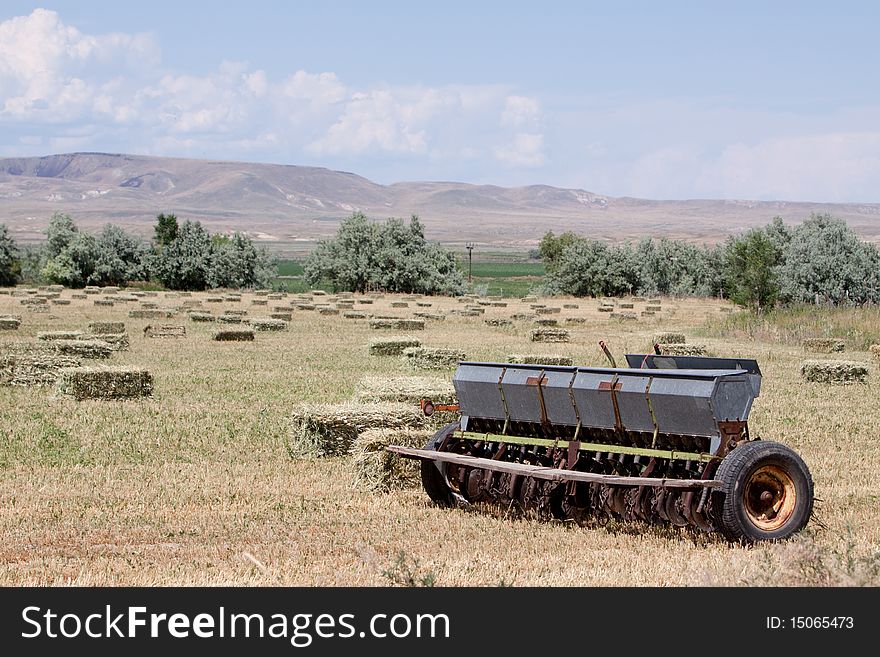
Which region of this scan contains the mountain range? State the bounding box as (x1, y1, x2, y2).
(2, 152, 878, 254)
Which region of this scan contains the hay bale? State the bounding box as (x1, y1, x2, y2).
(267, 293, 284, 300)
(343, 311, 366, 319)
(205, 296, 224, 303)
(402, 346, 466, 370)
(53, 339, 113, 359)
(189, 312, 216, 322)
(511, 313, 535, 321)
(610, 312, 638, 321)
(870, 344, 880, 361)
(413, 312, 445, 321)
(507, 354, 573, 366)
(0, 317, 22, 330)
(271, 312, 293, 321)
(369, 319, 426, 331)
(535, 307, 562, 315)
(562, 304, 579, 309)
(485, 318, 513, 327)
(597, 306, 614, 313)
(1, 343, 82, 386)
(645, 305, 662, 312)
(318, 307, 340, 315)
(356, 298, 374, 305)
(217, 314, 247, 324)
(619, 302, 634, 309)
(654, 332, 686, 344)
(88, 321, 125, 335)
(139, 301, 159, 309)
(51, 299, 71, 306)
(632, 296, 646, 302)
(211, 328, 255, 341)
(251, 299, 269, 306)
(129, 309, 174, 319)
(416, 301, 433, 307)
(224, 309, 248, 316)
(71, 293, 87, 299)
(521, 296, 538, 303)
(294, 303, 316, 311)
(657, 343, 708, 356)
(801, 360, 869, 384)
(534, 318, 558, 327)
(641, 311, 656, 317)
(38, 331, 83, 341)
(337, 300, 355, 309)
(391, 301, 409, 308)
(144, 324, 186, 338)
(288, 402, 425, 457)
(55, 366, 153, 400)
(449, 309, 481, 317)
(223, 296, 241, 303)
(20, 297, 47, 306)
(563, 317, 586, 325)
(94, 298, 114, 306)
(464, 306, 486, 315)
(101, 286, 120, 294)
(350, 428, 433, 492)
(354, 375, 456, 405)
(311, 290, 328, 296)
(254, 289, 270, 297)
(803, 338, 845, 353)
(82, 333, 129, 351)
(84, 288, 101, 295)
(369, 337, 422, 356)
(490, 301, 508, 308)
(251, 318, 287, 331)
(530, 328, 570, 343)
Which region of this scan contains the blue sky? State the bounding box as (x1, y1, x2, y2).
(2, 2, 879, 201)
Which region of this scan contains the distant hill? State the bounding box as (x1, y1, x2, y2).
(2, 152, 878, 254)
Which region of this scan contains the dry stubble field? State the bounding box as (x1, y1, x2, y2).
(1, 290, 878, 586)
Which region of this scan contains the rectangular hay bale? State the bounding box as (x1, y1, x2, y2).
(369, 337, 421, 356)
(369, 319, 426, 331)
(211, 328, 255, 341)
(801, 360, 869, 384)
(530, 328, 570, 343)
(55, 366, 153, 400)
(350, 428, 434, 492)
(402, 346, 467, 370)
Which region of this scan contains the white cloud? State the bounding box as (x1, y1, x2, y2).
(501, 95, 541, 129)
(495, 133, 546, 167)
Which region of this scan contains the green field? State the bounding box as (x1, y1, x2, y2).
(272, 257, 546, 297)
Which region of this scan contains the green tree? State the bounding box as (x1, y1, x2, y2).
(41, 232, 99, 287)
(0, 224, 21, 286)
(778, 213, 880, 305)
(91, 224, 149, 286)
(303, 212, 465, 295)
(723, 228, 781, 310)
(151, 220, 214, 290)
(538, 230, 583, 272)
(208, 232, 275, 289)
(154, 213, 179, 247)
(45, 212, 79, 258)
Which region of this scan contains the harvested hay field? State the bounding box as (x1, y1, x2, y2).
(530, 327, 570, 343)
(55, 366, 154, 399)
(801, 360, 869, 384)
(369, 318, 426, 331)
(508, 353, 574, 366)
(354, 375, 455, 405)
(211, 328, 255, 341)
(803, 338, 846, 353)
(0, 342, 82, 386)
(368, 337, 421, 356)
(402, 346, 467, 370)
(350, 428, 432, 492)
(288, 402, 425, 457)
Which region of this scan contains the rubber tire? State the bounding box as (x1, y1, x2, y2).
(713, 440, 813, 543)
(420, 422, 458, 507)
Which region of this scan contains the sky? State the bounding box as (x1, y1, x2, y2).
(1, 1, 879, 202)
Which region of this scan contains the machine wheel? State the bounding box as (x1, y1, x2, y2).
(713, 441, 813, 543)
(420, 422, 458, 507)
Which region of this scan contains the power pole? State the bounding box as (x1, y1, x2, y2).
(465, 242, 475, 284)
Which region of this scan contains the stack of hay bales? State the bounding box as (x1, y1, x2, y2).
(563, 303, 579, 309)
(508, 354, 573, 366)
(251, 318, 287, 331)
(485, 318, 513, 327)
(205, 296, 224, 303)
(597, 303, 614, 313)
(356, 298, 374, 305)
(337, 300, 355, 309)
(94, 299, 114, 307)
(645, 303, 662, 312)
(84, 287, 101, 295)
(271, 312, 294, 321)
(402, 346, 467, 370)
(490, 301, 507, 308)
(0, 316, 21, 330)
(465, 305, 486, 315)
(654, 332, 686, 344)
(801, 360, 869, 384)
(1, 343, 82, 386)
(143, 324, 187, 338)
(619, 302, 634, 309)
(369, 337, 422, 356)
(391, 301, 409, 308)
(803, 338, 845, 353)
(251, 299, 269, 306)
(530, 328, 570, 343)
(563, 317, 586, 325)
(354, 375, 456, 406)
(369, 318, 426, 331)
(294, 303, 316, 310)
(218, 314, 247, 324)
(657, 343, 708, 356)
(288, 402, 425, 457)
(211, 328, 255, 341)
(189, 312, 216, 322)
(55, 366, 153, 399)
(350, 428, 432, 492)
(342, 311, 366, 320)
(84, 322, 128, 351)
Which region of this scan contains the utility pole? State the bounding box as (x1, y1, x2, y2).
(466, 242, 475, 284)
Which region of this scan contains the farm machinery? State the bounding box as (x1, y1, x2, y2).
(388, 351, 813, 543)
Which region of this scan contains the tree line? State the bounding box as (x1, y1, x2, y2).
(0, 212, 274, 290)
(539, 213, 880, 309)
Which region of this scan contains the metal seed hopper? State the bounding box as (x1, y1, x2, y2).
(388, 352, 813, 542)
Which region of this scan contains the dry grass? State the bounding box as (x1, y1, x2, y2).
(0, 290, 877, 586)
